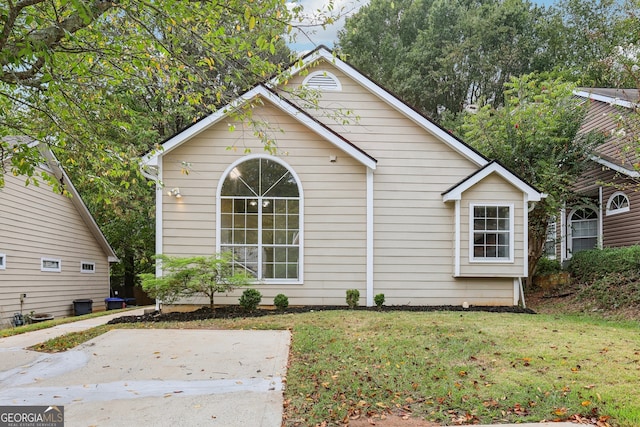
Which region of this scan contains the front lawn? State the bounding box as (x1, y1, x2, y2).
(20, 309, 639, 426)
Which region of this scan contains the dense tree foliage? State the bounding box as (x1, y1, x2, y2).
(0, 0, 334, 295)
(338, 0, 640, 119)
(461, 74, 603, 280)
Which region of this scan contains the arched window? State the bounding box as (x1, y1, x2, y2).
(218, 156, 302, 282)
(606, 191, 630, 215)
(568, 207, 598, 255)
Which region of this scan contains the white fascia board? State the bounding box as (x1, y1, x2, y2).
(591, 155, 640, 178)
(574, 90, 637, 109)
(291, 49, 488, 167)
(143, 84, 376, 170)
(442, 162, 544, 202)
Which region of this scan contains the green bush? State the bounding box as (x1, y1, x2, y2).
(568, 246, 640, 284)
(273, 293, 289, 311)
(534, 257, 562, 277)
(567, 246, 640, 311)
(239, 288, 262, 312)
(374, 293, 385, 308)
(346, 289, 360, 309)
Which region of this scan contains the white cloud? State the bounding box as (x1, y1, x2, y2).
(288, 0, 365, 52)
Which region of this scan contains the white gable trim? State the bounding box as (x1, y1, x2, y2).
(142, 85, 376, 170)
(442, 162, 544, 203)
(574, 90, 637, 109)
(591, 155, 640, 178)
(287, 48, 488, 167)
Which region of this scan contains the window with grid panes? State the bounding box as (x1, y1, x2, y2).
(220, 158, 300, 281)
(471, 204, 512, 261)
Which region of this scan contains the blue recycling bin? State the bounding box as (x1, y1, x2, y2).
(105, 297, 125, 310)
(123, 298, 136, 306)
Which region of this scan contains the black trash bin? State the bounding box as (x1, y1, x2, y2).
(123, 298, 136, 307)
(73, 299, 93, 316)
(105, 297, 125, 310)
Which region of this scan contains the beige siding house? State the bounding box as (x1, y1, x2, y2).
(0, 142, 118, 326)
(142, 47, 544, 307)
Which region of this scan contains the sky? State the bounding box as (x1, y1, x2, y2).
(290, 0, 559, 52)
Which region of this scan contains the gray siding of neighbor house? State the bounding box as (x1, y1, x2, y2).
(573, 164, 640, 249)
(0, 168, 111, 326)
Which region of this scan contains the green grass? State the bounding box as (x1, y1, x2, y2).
(20, 309, 640, 426)
(0, 307, 135, 338)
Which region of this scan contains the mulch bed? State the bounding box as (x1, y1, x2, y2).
(107, 304, 536, 324)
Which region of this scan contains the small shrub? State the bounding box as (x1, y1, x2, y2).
(534, 257, 562, 277)
(239, 288, 262, 312)
(346, 289, 360, 309)
(274, 293, 289, 311)
(374, 293, 385, 308)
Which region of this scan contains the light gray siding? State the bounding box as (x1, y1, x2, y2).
(0, 169, 111, 326)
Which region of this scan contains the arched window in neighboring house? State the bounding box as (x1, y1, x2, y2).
(568, 207, 599, 255)
(302, 70, 342, 91)
(606, 191, 630, 215)
(218, 155, 302, 282)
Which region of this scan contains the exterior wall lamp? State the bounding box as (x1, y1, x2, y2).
(167, 187, 182, 198)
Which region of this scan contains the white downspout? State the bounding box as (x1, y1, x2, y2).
(598, 186, 603, 249)
(454, 200, 461, 277)
(366, 168, 374, 307)
(155, 161, 163, 312)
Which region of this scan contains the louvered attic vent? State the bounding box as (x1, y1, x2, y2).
(302, 71, 342, 91)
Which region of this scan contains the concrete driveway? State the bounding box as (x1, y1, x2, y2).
(0, 311, 290, 427)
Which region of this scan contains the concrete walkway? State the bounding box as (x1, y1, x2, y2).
(0, 308, 290, 427)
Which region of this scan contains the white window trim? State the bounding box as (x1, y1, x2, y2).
(216, 154, 304, 285)
(606, 191, 630, 216)
(469, 203, 515, 263)
(80, 261, 96, 273)
(41, 257, 62, 272)
(302, 70, 343, 91)
(567, 206, 600, 257)
(0, 253, 5, 270)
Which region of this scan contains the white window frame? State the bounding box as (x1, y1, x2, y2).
(216, 154, 304, 284)
(80, 261, 96, 273)
(0, 253, 5, 270)
(469, 203, 515, 263)
(544, 218, 557, 260)
(606, 191, 630, 216)
(41, 257, 62, 272)
(567, 206, 600, 256)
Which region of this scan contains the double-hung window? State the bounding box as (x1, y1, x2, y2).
(219, 157, 301, 282)
(470, 204, 514, 262)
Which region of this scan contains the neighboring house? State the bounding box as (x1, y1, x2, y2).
(550, 88, 640, 263)
(0, 139, 118, 326)
(142, 47, 544, 307)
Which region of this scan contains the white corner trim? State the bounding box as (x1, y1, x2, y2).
(366, 168, 374, 307)
(454, 200, 461, 277)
